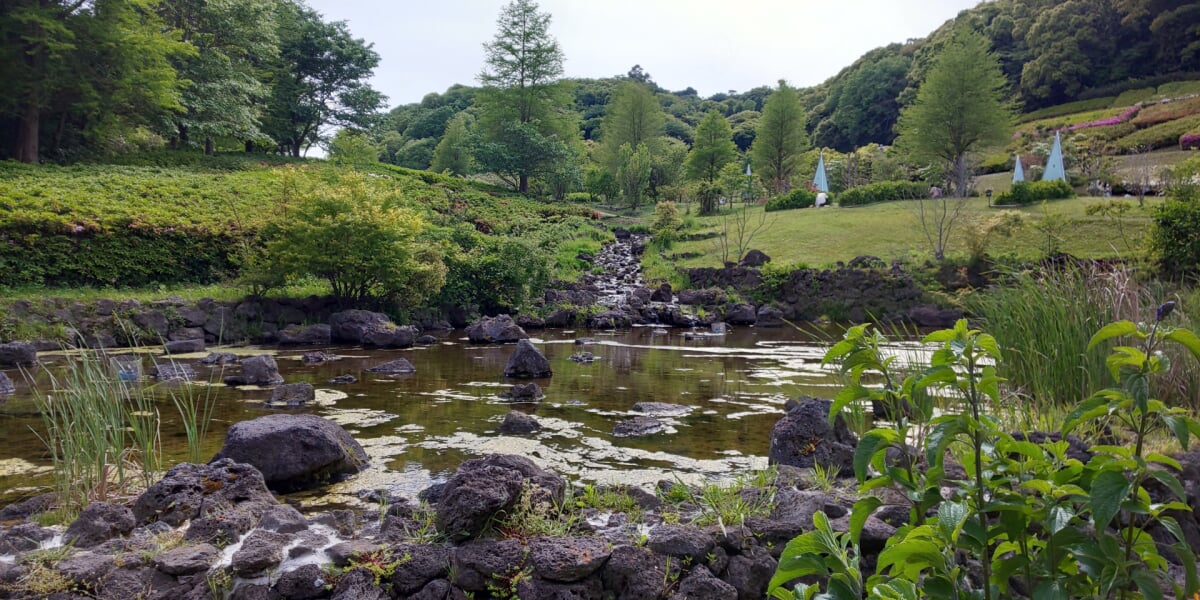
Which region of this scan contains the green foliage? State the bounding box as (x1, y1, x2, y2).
(256, 173, 447, 306)
(430, 113, 473, 176)
(994, 180, 1074, 205)
(599, 81, 665, 172)
(1019, 97, 1119, 123)
(1152, 159, 1200, 278)
(837, 181, 928, 207)
(895, 28, 1012, 197)
(616, 143, 652, 211)
(1114, 114, 1200, 151)
(1114, 87, 1159, 108)
(651, 201, 683, 244)
(686, 111, 737, 184)
(1157, 80, 1200, 98)
(765, 189, 817, 212)
(328, 129, 381, 165)
(773, 314, 1200, 600)
(751, 80, 809, 194)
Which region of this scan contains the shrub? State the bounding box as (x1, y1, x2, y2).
(764, 188, 817, 212)
(994, 180, 1074, 205)
(1114, 114, 1200, 151)
(564, 192, 591, 203)
(650, 201, 683, 243)
(1113, 86, 1158, 107)
(1152, 201, 1200, 279)
(256, 174, 447, 306)
(1018, 97, 1116, 123)
(1181, 130, 1200, 150)
(1157, 80, 1200, 98)
(837, 180, 928, 207)
(1131, 96, 1200, 128)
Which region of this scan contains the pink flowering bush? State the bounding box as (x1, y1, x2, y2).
(1067, 105, 1140, 131)
(1182, 131, 1200, 151)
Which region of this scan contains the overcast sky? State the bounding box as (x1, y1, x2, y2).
(304, 0, 984, 109)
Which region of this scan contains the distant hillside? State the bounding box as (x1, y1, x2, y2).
(381, 0, 1200, 167)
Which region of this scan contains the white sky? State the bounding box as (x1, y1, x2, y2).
(304, 0, 984, 108)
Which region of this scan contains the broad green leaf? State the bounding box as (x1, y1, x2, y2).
(936, 500, 969, 543)
(1032, 581, 1068, 600)
(1164, 329, 1200, 363)
(1048, 505, 1074, 534)
(1146, 452, 1182, 471)
(1063, 394, 1112, 434)
(1088, 320, 1137, 351)
(926, 417, 966, 468)
(1131, 570, 1165, 600)
(1163, 414, 1192, 450)
(1090, 470, 1132, 531)
(853, 431, 896, 482)
(850, 496, 882, 547)
(831, 384, 869, 422)
(923, 328, 957, 344)
(915, 365, 957, 389)
(876, 539, 945, 580)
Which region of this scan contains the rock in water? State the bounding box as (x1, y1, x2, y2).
(466, 315, 529, 344)
(366, 358, 416, 375)
(503, 339, 552, 378)
(499, 410, 541, 434)
(212, 414, 369, 492)
(0, 372, 15, 395)
(223, 354, 285, 386)
(164, 339, 206, 354)
(0, 342, 36, 367)
(768, 396, 857, 472)
(499, 382, 543, 401)
(267, 382, 315, 407)
(435, 454, 565, 540)
(277, 324, 332, 345)
(613, 416, 665, 437)
(328, 310, 416, 348)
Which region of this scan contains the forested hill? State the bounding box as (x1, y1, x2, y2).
(382, 0, 1200, 168)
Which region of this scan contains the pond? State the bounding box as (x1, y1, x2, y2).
(0, 325, 920, 508)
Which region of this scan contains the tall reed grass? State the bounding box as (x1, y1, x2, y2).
(968, 263, 1200, 415)
(31, 350, 161, 520)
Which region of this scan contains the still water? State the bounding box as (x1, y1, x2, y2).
(0, 326, 913, 507)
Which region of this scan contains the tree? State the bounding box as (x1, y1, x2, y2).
(896, 28, 1012, 198)
(264, 2, 385, 157)
(616, 142, 651, 212)
(599, 81, 664, 172)
(686, 111, 737, 184)
(473, 0, 577, 192)
(159, 0, 280, 154)
(430, 112, 473, 176)
(327, 129, 379, 165)
(750, 80, 809, 195)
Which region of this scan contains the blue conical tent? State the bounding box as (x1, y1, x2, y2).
(1043, 131, 1066, 182)
(1013, 155, 1025, 183)
(813, 152, 829, 193)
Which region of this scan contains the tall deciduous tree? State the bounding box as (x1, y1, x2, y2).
(686, 111, 736, 184)
(430, 112, 473, 176)
(896, 28, 1012, 198)
(616, 142, 651, 212)
(599, 81, 664, 172)
(265, 2, 384, 157)
(750, 80, 808, 195)
(473, 0, 577, 192)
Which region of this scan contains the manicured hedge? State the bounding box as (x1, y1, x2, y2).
(1019, 97, 1117, 123)
(765, 189, 818, 212)
(1114, 114, 1200, 151)
(994, 180, 1075, 206)
(838, 181, 929, 207)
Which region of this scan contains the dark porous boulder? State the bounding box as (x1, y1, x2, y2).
(499, 410, 541, 434)
(0, 372, 14, 395)
(499, 382, 544, 401)
(0, 493, 55, 522)
(274, 563, 328, 600)
(450, 538, 527, 592)
(907, 305, 964, 329)
(415, 335, 438, 345)
(722, 544, 777, 600)
(55, 552, 117, 587)
(739, 249, 771, 268)
(675, 564, 738, 600)
(502, 339, 552, 378)
(64, 502, 135, 548)
(587, 309, 633, 330)
(648, 524, 715, 562)
(633, 402, 692, 416)
(266, 382, 316, 407)
(724, 304, 757, 326)
(133, 459, 276, 527)
(0, 523, 54, 554)
(153, 362, 196, 382)
(331, 567, 389, 600)
(603, 544, 680, 599)
(529, 535, 611, 582)
(258, 504, 308, 535)
(436, 454, 565, 541)
(387, 543, 451, 595)
(153, 543, 220, 576)
(212, 414, 368, 493)
(613, 416, 665, 437)
(278, 324, 332, 345)
(409, 579, 452, 600)
(768, 397, 858, 472)
(223, 354, 285, 386)
(301, 351, 338, 364)
(327, 540, 383, 567)
(0, 341, 36, 367)
(231, 529, 290, 575)
(755, 305, 786, 328)
(650, 283, 673, 302)
(329, 310, 415, 348)
(164, 339, 206, 355)
(200, 351, 239, 366)
(516, 577, 605, 599)
(516, 314, 546, 329)
(676, 288, 726, 306)
(328, 374, 357, 384)
(169, 327, 205, 342)
(770, 488, 847, 524)
(465, 314, 528, 344)
(366, 358, 416, 375)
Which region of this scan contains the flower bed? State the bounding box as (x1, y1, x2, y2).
(1131, 96, 1200, 128)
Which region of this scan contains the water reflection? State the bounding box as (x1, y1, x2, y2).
(0, 325, 918, 505)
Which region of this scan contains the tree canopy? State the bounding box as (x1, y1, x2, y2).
(751, 80, 808, 195)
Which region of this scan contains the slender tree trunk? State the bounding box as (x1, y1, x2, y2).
(204, 138, 214, 155)
(245, 140, 254, 153)
(519, 174, 529, 193)
(14, 102, 40, 163)
(291, 139, 302, 157)
(178, 124, 189, 145)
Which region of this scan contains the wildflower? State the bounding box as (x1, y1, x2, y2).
(1156, 301, 1177, 322)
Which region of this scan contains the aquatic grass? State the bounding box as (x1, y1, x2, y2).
(30, 348, 162, 520)
(570, 483, 643, 522)
(160, 361, 222, 464)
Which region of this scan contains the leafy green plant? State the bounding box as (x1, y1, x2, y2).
(765, 189, 818, 212)
(837, 181, 928, 207)
(994, 180, 1074, 206)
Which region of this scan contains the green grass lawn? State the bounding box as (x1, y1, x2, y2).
(663, 195, 1161, 269)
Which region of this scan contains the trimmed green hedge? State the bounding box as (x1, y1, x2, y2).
(765, 189, 817, 212)
(838, 181, 929, 207)
(994, 180, 1075, 205)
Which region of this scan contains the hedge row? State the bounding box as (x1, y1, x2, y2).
(764, 189, 818, 212)
(838, 181, 929, 207)
(994, 180, 1075, 206)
